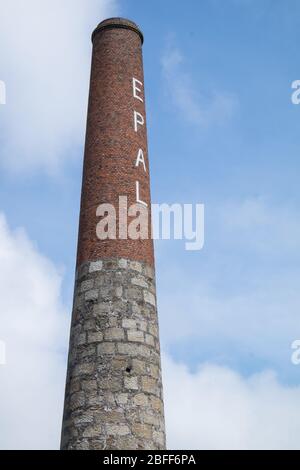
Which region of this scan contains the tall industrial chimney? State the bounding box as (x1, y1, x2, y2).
(61, 18, 166, 450)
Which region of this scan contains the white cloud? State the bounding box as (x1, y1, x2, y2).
(163, 354, 300, 449)
(1, 197, 300, 449)
(159, 273, 300, 371)
(218, 198, 300, 256)
(0, 0, 117, 173)
(157, 198, 300, 369)
(161, 40, 237, 128)
(0, 213, 69, 449)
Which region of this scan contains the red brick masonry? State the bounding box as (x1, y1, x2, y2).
(77, 18, 154, 267)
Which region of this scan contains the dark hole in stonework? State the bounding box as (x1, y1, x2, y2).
(126, 367, 132, 374)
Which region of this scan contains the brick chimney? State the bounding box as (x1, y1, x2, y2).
(61, 17, 166, 450)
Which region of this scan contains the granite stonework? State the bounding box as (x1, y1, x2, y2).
(61, 258, 166, 450)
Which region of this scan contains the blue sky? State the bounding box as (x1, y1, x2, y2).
(1, 0, 300, 449)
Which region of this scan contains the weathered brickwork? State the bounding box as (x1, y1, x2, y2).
(77, 17, 154, 267)
(61, 258, 166, 450)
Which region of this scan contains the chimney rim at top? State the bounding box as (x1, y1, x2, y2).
(92, 17, 144, 45)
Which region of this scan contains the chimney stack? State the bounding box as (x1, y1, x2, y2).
(61, 18, 166, 450)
